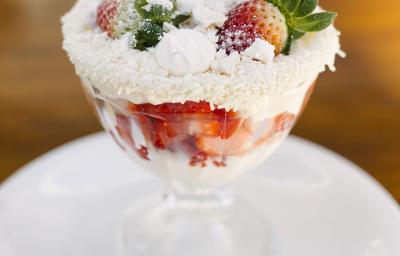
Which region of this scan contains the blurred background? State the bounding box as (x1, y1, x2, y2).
(0, 0, 399, 202)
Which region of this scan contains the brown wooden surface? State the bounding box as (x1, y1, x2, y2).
(1, 0, 399, 202)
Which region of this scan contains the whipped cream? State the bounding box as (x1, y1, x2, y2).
(156, 29, 216, 76)
(62, 0, 343, 121)
(136, 133, 288, 191)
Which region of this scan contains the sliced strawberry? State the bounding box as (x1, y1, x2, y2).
(217, 0, 288, 55)
(274, 112, 296, 133)
(220, 118, 243, 139)
(195, 121, 253, 157)
(252, 113, 296, 148)
(116, 114, 149, 160)
(128, 101, 243, 154)
(150, 118, 176, 149)
(188, 118, 221, 137)
(129, 101, 213, 114)
(116, 114, 135, 148)
(135, 116, 176, 150)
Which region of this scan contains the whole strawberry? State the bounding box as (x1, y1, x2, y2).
(96, 0, 189, 50)
(217, 0, 337, 55)
(97, 0, 119, 38)
(97, 0, 137, 39)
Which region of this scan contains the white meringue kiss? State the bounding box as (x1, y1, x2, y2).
(156, 29, 216, 76)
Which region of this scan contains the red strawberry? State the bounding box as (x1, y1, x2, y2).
(116, 114, 135, 148)
(129, 101, 213, 114)
(195, 124, 253, 157)
(251, 113, 296, 149)
(115, 114, 150, 160)
(217, 0, 288, 55)
(134, 115, 177, 150)
(128, 101, 245, 155)
(221, 118, 243, 139)
(188, 119, 221, 137)
(217, 0, 337, 55)
(97, 0, 120, 38)
(274, 112, 296, 133)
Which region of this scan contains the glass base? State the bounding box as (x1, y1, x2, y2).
(118, 188, 271, 256)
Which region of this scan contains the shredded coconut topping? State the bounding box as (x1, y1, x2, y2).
(62, 0, 343, 120)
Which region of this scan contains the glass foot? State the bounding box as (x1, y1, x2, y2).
(118, 189, 271, 256)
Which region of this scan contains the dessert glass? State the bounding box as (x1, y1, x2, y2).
(81, 77, 316, 256)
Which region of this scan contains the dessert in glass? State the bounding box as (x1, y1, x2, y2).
(62, 0, 342, 255)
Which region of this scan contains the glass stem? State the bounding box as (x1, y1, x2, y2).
(163, 186, 235, 209)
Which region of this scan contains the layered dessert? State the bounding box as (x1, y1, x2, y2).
(62, 0, 343, 191)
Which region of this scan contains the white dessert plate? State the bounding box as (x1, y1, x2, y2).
(0, 133, 399, 256)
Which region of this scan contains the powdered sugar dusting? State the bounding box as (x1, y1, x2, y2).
(62, 0, 342, 120)
(145, 0, 174, 11)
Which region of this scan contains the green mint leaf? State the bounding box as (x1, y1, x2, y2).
(280, 0, 300, 12)
(134, 20, 163, 50)
(171, 14, 190, 27)
(293, 0, 317, 17)
(293, 12, 337, 32)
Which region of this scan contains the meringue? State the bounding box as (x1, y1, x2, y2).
(243, 38, 275, 64)
(155, 29, 216, 75)
(192, 6, 227, 28)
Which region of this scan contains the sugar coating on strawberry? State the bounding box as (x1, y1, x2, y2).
(217, 0, 288, 55)
(97, 0, 120, 38)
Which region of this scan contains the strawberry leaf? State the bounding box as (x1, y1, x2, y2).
(293, 0, 317, 17)
(292, 30, 305, 39)
(282, 29, 303, 55)
(282, 31, 294, 55)
(281, 0, 300, 12)
(293, 12, 337, 32)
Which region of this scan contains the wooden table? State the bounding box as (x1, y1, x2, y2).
(1, 0, 399, 202)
